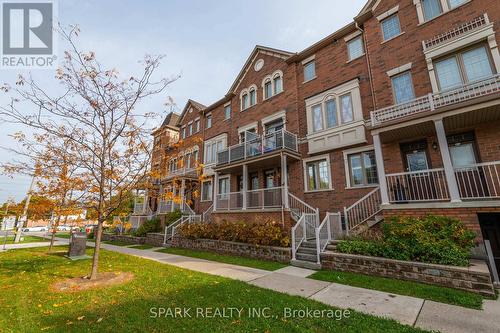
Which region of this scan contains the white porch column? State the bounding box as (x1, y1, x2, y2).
(242, 164, 248, 210)
(280, 154, 289, 208)
(213, 172, 219, 211)
(373, 133, 390, 205)
(434, 119, 462, 202)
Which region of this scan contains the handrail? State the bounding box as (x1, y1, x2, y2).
(291, 215, 305, 261)
(288, 193, 317, 216)
(315, 212, 341, 263)
(202, 204, 213, 223)
(163, 216, 186, 244)
(386, 167, 445, 177)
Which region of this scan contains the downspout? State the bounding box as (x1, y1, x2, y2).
(356, 22, 377, 112)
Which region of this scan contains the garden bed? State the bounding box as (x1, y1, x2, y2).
(320, 251, 495, 297)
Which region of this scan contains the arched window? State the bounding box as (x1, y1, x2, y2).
(264, 79, 272, 99)
(273, 74, 282, 94)
(249, 85, 257, 106)
(240, 89, 249, 111)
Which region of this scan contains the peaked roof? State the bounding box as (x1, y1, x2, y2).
(227, 45, 294, 94)
(178, 99, 206, 123)
(161, 112, 180, 128)
(355, 0, 380, 21)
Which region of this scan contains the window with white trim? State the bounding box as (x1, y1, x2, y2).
(273, 74, 283, 93)
(347, 36, 364, 61)
(391, 71, 415, 104)
(422, 0, 442, 21)
(305, 159, 331, 191)
(348, 151, 378, 187)
(206, 114, 212, 129)
(381, 14, 401, 41)
(218, 177, 229, 198)
(264, 79, 272, 99)
(224, 104, 231, 120)
(181, 126, 186, 139)
(262, 70, 284, 100)
(194, 119, 200, 132)
(310, 93, 354, 133)
(204, 136, 225, 165)
(303, 61, 316, 82)
(201, 180, 213, 201)
(448, 0, 467, 9)
(249, 88, 256, 106)
(187, 122, 193, 136)
(241, 93, 249, 110)
(434, 44, 494, 91)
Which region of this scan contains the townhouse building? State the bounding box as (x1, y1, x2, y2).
(132, 0, 500, 270)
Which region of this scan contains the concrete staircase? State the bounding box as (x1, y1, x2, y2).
(290, 240, 321, 270)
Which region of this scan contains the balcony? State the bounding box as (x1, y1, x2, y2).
(216, 130, 298, 167)
(215, 187, 283, 211)
(164, 166, 198, 180)
(385, 161, 500, 203)
(370, 74, 500, 127)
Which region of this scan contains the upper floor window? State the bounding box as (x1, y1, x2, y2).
(264, 79, 272, 99)
(391, 71, 415, 104)
(422, 0, 442, 21)
(311, 93, 354, 133)
(381, 14, 401, 41)
(303, 61, 316, 82)
(206, 114, 212, 129)
(434, 45, 494, 91)
(262, 70, 284, 100)
(187, 122, 193, 136)
(194, 119, 200, 132)
(204, 136, 226, 165)
(347, 36, 364, 61)
(241, 93, 249, 110)
(181, 126, 186, 139)
(249, 88, 256, 106)
(224, 104, 231, 120)
(448, 0, 467, 9)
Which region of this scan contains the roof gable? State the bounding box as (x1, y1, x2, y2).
(178, 99, 206, 124)
(227, 45, 294, 94)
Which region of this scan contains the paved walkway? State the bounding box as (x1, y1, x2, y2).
(1, 240, 67, 251)
(15, 237, 500, 332)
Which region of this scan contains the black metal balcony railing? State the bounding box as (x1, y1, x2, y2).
(216, 130, 298, 166)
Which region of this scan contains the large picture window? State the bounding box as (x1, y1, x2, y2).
(311, 93, 354, 133)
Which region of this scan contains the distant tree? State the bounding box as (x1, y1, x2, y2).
(0, 25, 177, 279)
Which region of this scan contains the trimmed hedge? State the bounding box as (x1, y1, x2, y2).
(177, 220, 290, 247)
(337, 215, 476, 266)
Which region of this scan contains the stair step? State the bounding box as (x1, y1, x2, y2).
(297, 247, 317, 255)
(290, 259, 321, 270)
(300, 240, 317, 248)
(296, 253, 318, 262)
(325, 244, 337, 251)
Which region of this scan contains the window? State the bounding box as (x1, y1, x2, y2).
(434, 45, 494, 91)
(447, 132, 477, 168)
(448, 0, 467, 8)
(273, 74, 282, 93)
(206, 114, 212, 129)
(348, 151, 378, 187)
(194, 119, 200, 132)
(204, 137, 225, 165)
(264, 80, 272, 99)
(242, 93, 249, 110)
(201, 181, 212, 201)
(249, 88, 256, 106)
(224, 105, 231, 120)
(306, 159, 331, 191)
(340, 94, 354, 123)
(304, 61, 316, 81)
(312, 104, 323, 132)
(325, 99, 338, 128)
(347, 36, 364, 61)
(193, 150, 198, 166)
(391, 71, 415, 104)
(187, 123, 193, 136)
(422, 0, 442, 21)
(181, 126, 186, 139)
(381, 14, 401, 41)
(218, 177, 229, 198)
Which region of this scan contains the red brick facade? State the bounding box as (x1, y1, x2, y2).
(146, 0, 500, 238)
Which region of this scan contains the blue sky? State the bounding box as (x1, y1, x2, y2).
(0, 0, 367, 202)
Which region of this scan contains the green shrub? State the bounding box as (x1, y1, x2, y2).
(337, 215, 476, 266)
(133, 217, 161, 237)
(177, 219, 290, 247)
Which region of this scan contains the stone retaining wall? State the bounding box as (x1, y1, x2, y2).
(171, 237, 291, 263)
(321, 252, 495, 296)
(101, 233, 145, 245)
(145, 233, 165, 247)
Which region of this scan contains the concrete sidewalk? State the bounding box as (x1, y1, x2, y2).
(1, 240, 67, 251)
(34, 236, 500, 332)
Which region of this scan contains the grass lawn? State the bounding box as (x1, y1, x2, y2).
(0, 246, 429, 333)
(158, 247, 287, 271)
(1, 235, 48, 244)
(128, 244, 155, 250)
(54, 233, 71, 239)
(310, 270, 486, 309)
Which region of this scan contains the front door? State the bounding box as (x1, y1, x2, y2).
(399, 140, 433, 201)
(479, 213, 500, 278)
(264, 169, 281, 207)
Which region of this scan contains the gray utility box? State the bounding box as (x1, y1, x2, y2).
(68, 232, 88, 259)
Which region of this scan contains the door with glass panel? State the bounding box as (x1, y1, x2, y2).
(247, 173, 260, 208)
(264, 169, 281, 208)
(264, 119, 284, 152)
(242, 129, 260, 158)
(398, 141, 435, 201)
(218, 177, 230, 209)
(448, 132, 486, 198)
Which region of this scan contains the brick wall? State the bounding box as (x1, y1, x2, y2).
(321, 252, 495, 297)
(171, 237, 291, 264)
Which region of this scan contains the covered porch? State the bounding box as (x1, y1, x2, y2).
(372, 101, 500, 205)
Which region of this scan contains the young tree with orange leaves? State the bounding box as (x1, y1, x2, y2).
(0, 25, 177, 279)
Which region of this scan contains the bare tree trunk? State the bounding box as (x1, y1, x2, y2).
(89, 214, 104, 280)
(48, 214, 62, 253)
